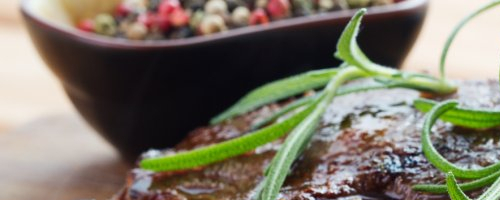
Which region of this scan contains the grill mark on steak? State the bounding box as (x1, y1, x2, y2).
(113, 80, 500, 200)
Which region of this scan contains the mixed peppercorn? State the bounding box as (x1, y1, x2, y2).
(77, 0, 401, 40)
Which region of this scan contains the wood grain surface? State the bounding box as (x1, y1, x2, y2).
(0, 114, 129, 200)
(1, 0, 500, 200)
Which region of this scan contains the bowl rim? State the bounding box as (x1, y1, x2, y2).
(21, 0, 428, 50)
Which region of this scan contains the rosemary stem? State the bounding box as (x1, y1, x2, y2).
(402, 76, 456, 94)
(259, 66, 367, 200)
(413, 169, 500, 193)
(447, 171, 500, 200)
(440, 0, 500, 79)
(140, 106, 313, 172)
(422, 100, 500, 179)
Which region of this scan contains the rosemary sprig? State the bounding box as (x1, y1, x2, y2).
(258, 9, 457, 200)
(447, 171, 500, 200)
(259, 66, 366, 200)
(141, 8, 458, 199)
(420, 100, 500, 179)
(252, 82, 399, 130)
(210, 68, 340, 124)
(414, 98, 500, 129)
(334, 10, 397, 77)
(447, 173, 473, 200)
(212, 0, 467, 126)
(411, 2, 500, 199)
(417, 101, 500, 199)
(413, 169, 500, 194)
(439, 0, 500, 79)
(251, 95, 316, 130)
(140, 105, 313, 172)
(335, 10, 456, 95)
(142, 80, 403, 171)
(141, 78, 410, 172)
(136, 0, 500, 199)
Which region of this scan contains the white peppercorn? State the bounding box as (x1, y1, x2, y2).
(319, 0, 335, 12)
(231, 6, 250, 26)
(255, 0, 268, 8)
(123, 0, 148, 13)
(126, 22, 148, 40)
(205, 0, 228, 16)
(199, 14, 227, 35)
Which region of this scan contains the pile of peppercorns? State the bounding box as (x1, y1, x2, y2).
(77, 0, 400, 40)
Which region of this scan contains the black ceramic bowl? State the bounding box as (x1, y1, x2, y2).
(21, 0, 428, 162)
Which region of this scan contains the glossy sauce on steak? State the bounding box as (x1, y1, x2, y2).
(113, 80, 500, 200)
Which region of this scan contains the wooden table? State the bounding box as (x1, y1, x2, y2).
(2, 0, 500, 199)
(0, 114, 128, 200)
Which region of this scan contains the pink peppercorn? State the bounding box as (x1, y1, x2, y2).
(154, 14, 172, 32)
(77, 19, 95, 32)
(159, 0, 181, 16)
(115, 2, 132, 17)
(138, 13, 170, 32)
(266, 0, 290, 19)
(138, 13, 155, 28)
(249, 8, 269, 25)
(169, 8, 190, 27)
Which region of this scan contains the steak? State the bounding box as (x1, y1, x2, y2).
(112, 80, 500, 200)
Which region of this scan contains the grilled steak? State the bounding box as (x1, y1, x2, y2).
(112, 80, 500, 200)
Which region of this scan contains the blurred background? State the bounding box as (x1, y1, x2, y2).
(0, 0, 73, 133)
(1, 0, 500, 199)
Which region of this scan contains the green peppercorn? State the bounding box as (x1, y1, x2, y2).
(94, 14, 118, 36)
(347, 0, 371, 8)
(372, 0, 394, 6)
(190, 10, 205, 29)
(292, 0, 314, 16)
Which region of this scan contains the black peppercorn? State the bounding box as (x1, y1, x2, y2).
(226, 0, 247, 12)
(169, 27, 194, 39)
(147, 0, 162, 11)
(292, 0, 314, 16)
(184, 0, 206, 11)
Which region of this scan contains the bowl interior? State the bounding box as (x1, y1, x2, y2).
(24, 0, 426, 47)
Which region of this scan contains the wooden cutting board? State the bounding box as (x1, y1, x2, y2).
(0, 114, 129, 200)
